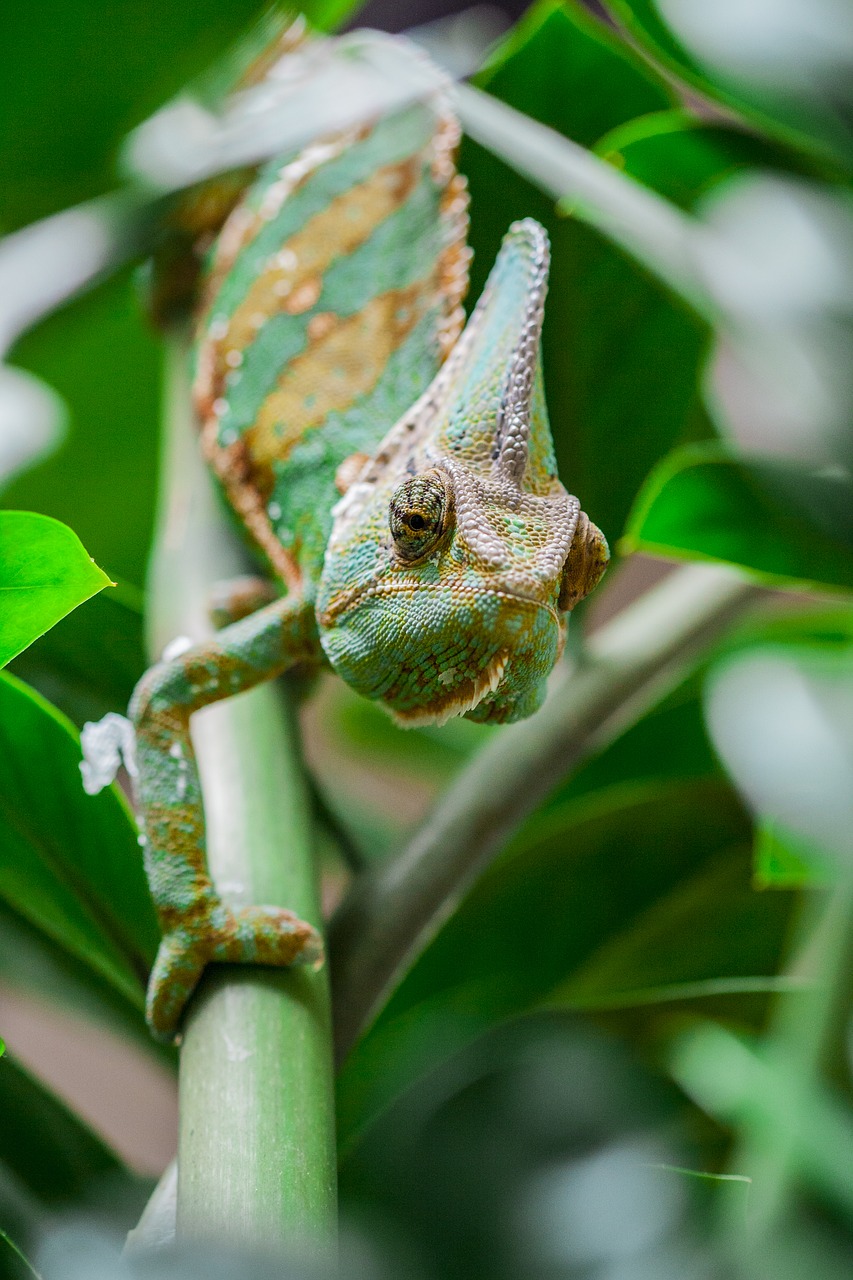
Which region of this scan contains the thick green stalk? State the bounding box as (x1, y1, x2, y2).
(144, 340, 336, 1250)
(330, 563, 761, 1062)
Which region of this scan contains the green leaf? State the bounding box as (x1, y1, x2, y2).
(0, 671, 158, 1008)
(0, 512, 112, 668)
(601, 0, 850, 175)
(8, 583, 145, 727)
(754, 818, 836, 889)
(461, 3, 712, 548)
(671, 1020, 853, 1223)
(337, 779, 795, 1148)
(623, 445, 853, 592)
(647, 1162, 752, 1223)
(479, 1, 674, 149)
(597, 110, 829, 211)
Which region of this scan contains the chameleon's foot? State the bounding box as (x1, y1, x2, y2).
(146, 905, 323, 1043)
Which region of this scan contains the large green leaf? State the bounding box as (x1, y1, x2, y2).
(463, 2, 712, 547)
(0, 671, 158, 1008)
(337, 778, 795, 1148)
(0, 512, 111, 667)
(623, 444, 853, 592)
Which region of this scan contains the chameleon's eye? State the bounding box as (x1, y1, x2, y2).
(389, 471, 450, 561)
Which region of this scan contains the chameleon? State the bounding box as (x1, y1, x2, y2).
(129, 30, 609, 1043)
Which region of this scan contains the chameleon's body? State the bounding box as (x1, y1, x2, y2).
(130, 34, 608, 1042)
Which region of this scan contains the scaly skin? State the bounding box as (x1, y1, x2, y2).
(131, 35, 608, 1042)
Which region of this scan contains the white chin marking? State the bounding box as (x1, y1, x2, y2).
(388, 650, 509, 728)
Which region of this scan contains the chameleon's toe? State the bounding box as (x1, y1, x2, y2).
(146, 931, 211, 1044)
(145, 905, 323, 1043)
(210, 903, 324, 969)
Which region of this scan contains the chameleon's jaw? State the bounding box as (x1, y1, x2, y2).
(318, 582, 564, 727)
(386, 647, 509, 727)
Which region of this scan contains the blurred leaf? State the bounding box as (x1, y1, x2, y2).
(0, 671, 158, 1008)
(706, 646, 853, 867)
(0, 1227, 41, 1280)
(623, 445, 853, 592)
(0, 0, 362, 234)
(0, 366, 66, 491)
(0, 1052, 122, 1201)
(0, 512, 111, 667)
(754, 818, 836, 889)
(341, 1016, 700, 1280)
(338, 778, 795, 1147)
(720, 602, 853, 656)
(671, 1019, 853, 1223)
(0, 901, 165, 1065)
(547, 675, 720, 810)
(597, 110, 829, 211)
(649, 1162, 751, 1222)
(602, 0, 850, 174)
(5, 270, 161, 591)
(8, 585, 145, 727)
(479, 0, 674, 148)
(463, 3, 712, 546)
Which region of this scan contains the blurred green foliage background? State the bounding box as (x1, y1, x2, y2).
(2, 1, 853, 1278)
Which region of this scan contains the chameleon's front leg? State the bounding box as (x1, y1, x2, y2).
(130, 593, 323, 1043)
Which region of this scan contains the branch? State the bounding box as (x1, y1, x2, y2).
(139, 339, 336, 1251)
(330, 563, 761, 1063)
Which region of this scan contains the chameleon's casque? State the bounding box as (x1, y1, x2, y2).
(128, 29, 608, 1041)
(316, 219, 599, 725)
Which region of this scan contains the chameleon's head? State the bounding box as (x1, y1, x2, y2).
(316, 219, 608, 726)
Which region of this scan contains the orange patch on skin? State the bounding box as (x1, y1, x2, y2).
(286, 277, 322, 314)
(246, 280, 429, 468)
(307, 311, 337, 341)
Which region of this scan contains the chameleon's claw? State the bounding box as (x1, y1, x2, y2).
(146, 904, 323, 1044)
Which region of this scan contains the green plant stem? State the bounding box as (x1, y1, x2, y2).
(330, 562, 761, 1063)
(143, 339, 336, 1251)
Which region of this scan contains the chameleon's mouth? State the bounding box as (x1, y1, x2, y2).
(317, 578, 558, 629)
(385, 648, 509, 728)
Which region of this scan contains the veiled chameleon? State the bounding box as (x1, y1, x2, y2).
(128, 30, 609, 1042)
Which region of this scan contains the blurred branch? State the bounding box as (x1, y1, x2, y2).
(0, 195, 154, 357)
(329, 564, 761, 1063)
(455, 84, 715, 316)
(0, 28, 726, 352)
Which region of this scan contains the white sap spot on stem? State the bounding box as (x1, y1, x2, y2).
(79, 713, 138, 795)
(222, 1030, 254, 1063)
(218, 879, 246, 896)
